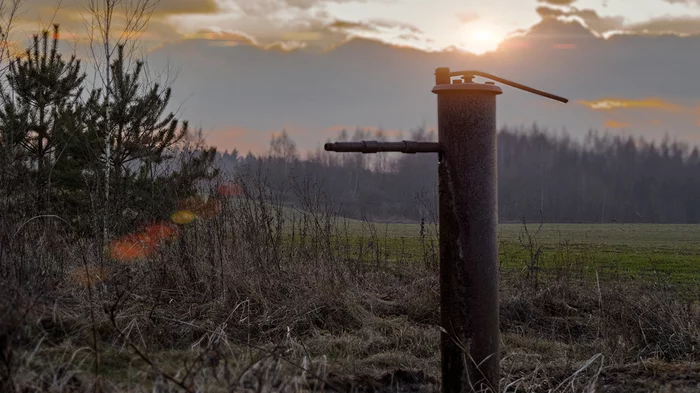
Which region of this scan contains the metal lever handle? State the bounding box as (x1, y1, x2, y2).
(448, 70, 568, 104)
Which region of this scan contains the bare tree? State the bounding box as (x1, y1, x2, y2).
(81, 0, 160, 244)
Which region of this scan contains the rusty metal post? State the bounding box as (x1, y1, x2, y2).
(324, 67, 567, 393)
(433, 68, 502, 392)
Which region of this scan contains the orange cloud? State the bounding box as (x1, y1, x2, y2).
(204, 127, 263, 153)
(204, 126, 307, 154)
(578, 98, 685, 112)
(604, 120, 631, 129)
(326, 125, 404, 138)
(187, 30, 257, 46)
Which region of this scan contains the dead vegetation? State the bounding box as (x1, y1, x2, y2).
(1, 176, 700, 393)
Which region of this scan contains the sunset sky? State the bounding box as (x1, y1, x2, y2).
(11, 0, 700, 154)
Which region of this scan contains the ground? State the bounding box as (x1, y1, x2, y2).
(2, 212, 700, 393)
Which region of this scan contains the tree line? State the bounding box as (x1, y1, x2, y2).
(219, 126, 700, 224)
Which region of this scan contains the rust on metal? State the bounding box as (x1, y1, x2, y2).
(434, 69, 502, 392)
(324, 141, 441, 154)
(324, 66, 568, 393)
(434, 67, 567, 393)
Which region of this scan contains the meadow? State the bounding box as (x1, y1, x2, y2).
(328, 218, 700, 289)
(3, 193, 700, 393)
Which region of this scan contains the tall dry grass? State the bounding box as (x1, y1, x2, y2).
(1, 168, 699, 393)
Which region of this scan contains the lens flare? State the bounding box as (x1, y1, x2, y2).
(145, 222, 178, 243)
(106, 190, 233, 263)
(177, 196, 222, 219)
(216, 183, 243, 197)
(109, 234, 152, 262)
(171, 210, 197, 225)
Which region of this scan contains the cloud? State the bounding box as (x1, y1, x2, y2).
(625, 16, 700, 35)
(326, 19, 421, 34)
(7, 0, 221, 54)
(537, 0, 577, 5)
(535, 6, 624, 35)
(367, 19, 422, 34)
(172, 11, 424, 52)
(20, 0, 220, 17)
(663, 0, 700, 4)
(186, 29, 258, 46)
(535, 4, 700, 37)
(457, 12, 479, 24)
(328, 19, 376, 31)
(604, 120, 631, 129)
(225, 0, 363, 17)
(152, 0, 220, 16)
(578, 98, 686, 113)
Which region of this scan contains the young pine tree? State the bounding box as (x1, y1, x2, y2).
(1, 25, 86, 215)
(87, 44, 218, 234)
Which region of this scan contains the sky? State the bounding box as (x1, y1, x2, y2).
(7, 0, 700, 154)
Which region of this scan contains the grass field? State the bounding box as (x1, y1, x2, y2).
(4, 202, 700, 393)
(320, 217, 700, 288)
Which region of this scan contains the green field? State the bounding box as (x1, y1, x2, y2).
(311, 218, 700, 288)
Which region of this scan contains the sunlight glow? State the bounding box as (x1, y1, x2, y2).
(458, 24, 505, 55)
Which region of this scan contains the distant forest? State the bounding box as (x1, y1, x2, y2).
(215, 126, 700, 224)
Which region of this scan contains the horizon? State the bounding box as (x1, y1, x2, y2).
(7, 0, 700, 154)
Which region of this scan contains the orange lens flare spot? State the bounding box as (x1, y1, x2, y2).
(109, 234, 152, 262)
(171, 210, 197, 225)
(70, 265, 109, 286)
(216, 183, 243, 197)
(145, 222, 178, 242)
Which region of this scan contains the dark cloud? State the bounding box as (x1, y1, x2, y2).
(535, 3, 700, 37)
(21, 0, 220, 16)
(145, 17, 700, 154)
(327, 19, 422, 34)
(536, 0, 577, 5)
(535, 6, 624, 34)
(328, 20, 378, 31)
(151, 0, 220, 16)
(176, 12, 424, 53)
(536, 6, 566, 18)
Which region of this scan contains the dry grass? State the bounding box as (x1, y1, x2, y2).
(1, 175, 700, 393)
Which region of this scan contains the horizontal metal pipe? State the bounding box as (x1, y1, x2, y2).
(324, 141, 441, 154)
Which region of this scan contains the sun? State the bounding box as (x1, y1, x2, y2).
(473, 29, 494, 42)
(459, 25, 504, 55)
